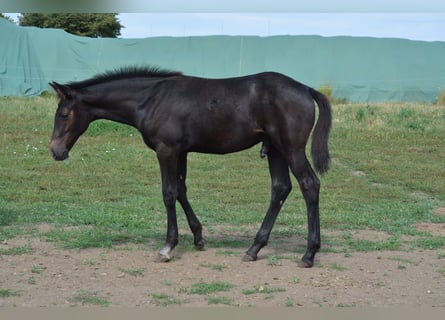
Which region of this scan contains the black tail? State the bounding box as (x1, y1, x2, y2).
(309, 88, 332, 175)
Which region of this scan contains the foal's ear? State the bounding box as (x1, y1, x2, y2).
(49, 82, 73, 101)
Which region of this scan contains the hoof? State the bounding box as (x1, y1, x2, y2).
(242, 253, 257, 262)
(194, 239, 206, 251)
(298, 257, 314, 268)
(156, 253, 171, 263)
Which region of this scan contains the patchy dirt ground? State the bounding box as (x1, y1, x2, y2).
(0, 225, 444, 307)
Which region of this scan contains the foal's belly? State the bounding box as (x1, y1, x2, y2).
(189, 131, 263, 155)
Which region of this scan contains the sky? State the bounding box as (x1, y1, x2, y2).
(117, 13, 445, 42)
(4, 13, 445, 42)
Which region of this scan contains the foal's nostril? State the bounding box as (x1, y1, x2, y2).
(50, 147, 68, 161)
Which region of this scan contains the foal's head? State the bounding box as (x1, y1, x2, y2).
(49, 82, 92, 161)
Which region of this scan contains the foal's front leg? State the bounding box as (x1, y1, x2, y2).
(156, 147, 180, 262)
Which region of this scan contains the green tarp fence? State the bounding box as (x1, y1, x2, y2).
(1, 18, 445, 102)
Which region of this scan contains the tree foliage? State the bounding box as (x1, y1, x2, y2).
(18, 13, 123, 38)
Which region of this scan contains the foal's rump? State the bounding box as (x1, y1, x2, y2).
(249, 72, 331, 174)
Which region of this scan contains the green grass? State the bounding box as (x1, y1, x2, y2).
(0, 97, 444, 254)
(32, 265, 43, 274)
(199, 263, 227, 272)
(242, 285, 286, 299)
(0, 289, 21, 298)
(285, 296, 295, 307)
(0, 243, 33, 255)
(207, 296, 235, 306)
(436, 90, 445, 106)
(151, 293, 186, 306)
(329, 262, 348, 271)
(189, 280, 235, 295)
(71, 290, 110, 307)
(119, 267, 145, 277)
(347, 237, 402, 252)
(387, 256, 418, 265)
(27, 276, 36, 285)
(267, 254, 284, 266)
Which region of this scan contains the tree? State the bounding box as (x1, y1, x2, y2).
(18, 13, 123, 38)
(0, 13, 16, 24)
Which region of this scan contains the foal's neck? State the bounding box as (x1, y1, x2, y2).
(84, 86, 140, 127)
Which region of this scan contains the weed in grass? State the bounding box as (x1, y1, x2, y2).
(388, 256, 418, 265)
(45, 227, 131, 249)
(355, 108, 365, 122)
(209, 237, 251, 248)
(0, 227, 24, 243)
(267, 255, 283, 266)
(398, 107, 416, 120)
(265, 293, 275, 300)
(437, 90, 445, 106)
(189, 280, 234, 295)
(242, 287, 259, 295)
(437, 268, 445, 275)
(151, 293, 185, 306)
(119, 267, 145, 277)
(199, 263, 227, 272)
(0, 243, 33, 255)
(164, 279, 172, 286)
(207, 296, 234, 306)
(329, 262, 348, 271)
(0, 289, 21, 297)
(0, 208, 19, 226)
(84, 259, 97, 266)
(347, 236, 401, 252)
(293, 276, 300, 284)
(397, 265, 407, 270)
(31, 265, 43, 274)
(337, 303, 357, 307)
(242, 285, 286, 296)
(414, 237, 445, 250)
(72, 290, 110, 307)
(27, 276, 36, 285)
(285, 296, 295, 307)
(317, 84, 348, 104)
(178, 287, 188, 294)
(215, 249, 241, 257)
(317, 84, 333, 101)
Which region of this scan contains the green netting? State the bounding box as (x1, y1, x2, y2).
(1, 18, 445, 102)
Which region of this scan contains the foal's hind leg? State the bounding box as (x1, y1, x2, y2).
(288, 150, 321, 268)
(245, 147, 292, 261)
(177, 153, 205, 250)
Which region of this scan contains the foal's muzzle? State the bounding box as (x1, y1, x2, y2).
(50, 141, 69, 161)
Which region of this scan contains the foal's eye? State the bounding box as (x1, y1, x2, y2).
(58, 110, 70, 119)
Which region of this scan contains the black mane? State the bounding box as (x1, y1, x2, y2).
(67, 66, 183, 89)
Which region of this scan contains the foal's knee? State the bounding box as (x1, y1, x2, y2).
(162, 187, 178, 207)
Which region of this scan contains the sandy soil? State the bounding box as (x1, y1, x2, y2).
(0, 223, 444, 308)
